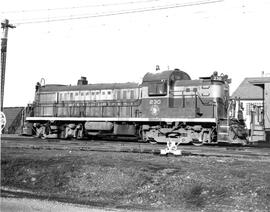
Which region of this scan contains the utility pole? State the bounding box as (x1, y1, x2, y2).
(1, 19, 15, 111)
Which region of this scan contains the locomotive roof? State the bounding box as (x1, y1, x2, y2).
(39, 82, 139, 92)
(142, 69, 191, 82)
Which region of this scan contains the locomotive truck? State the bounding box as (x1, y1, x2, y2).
(24, 68, 247, 145)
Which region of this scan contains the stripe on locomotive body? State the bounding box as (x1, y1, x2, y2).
(173, 84, 225, 99)
(141, 83, 227, 100)
(26, 117, 216, 123)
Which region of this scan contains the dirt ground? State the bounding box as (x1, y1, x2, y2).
(1, 146, 270, 211)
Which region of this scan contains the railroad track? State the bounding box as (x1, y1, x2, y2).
(1, 135, 270, 159)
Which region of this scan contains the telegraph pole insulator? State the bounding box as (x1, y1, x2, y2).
(1, 19, 16, 111)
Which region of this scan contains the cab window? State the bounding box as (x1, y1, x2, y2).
(148, 81, 167, 96)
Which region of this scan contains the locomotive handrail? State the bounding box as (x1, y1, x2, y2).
(170, 90, 214, 106)
(34, 98, 142, 107)
(32, 100, 142, 109)
(195, 92, 215, 106)
(30, 98, 142, 118)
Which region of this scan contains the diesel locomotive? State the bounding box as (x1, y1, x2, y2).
(24, 68, 247, 145)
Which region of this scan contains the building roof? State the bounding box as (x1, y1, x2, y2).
(231, 77, 267, 100)
(248, 78, 270, 85)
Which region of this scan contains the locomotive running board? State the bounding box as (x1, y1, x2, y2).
(26, 117, 216, 123)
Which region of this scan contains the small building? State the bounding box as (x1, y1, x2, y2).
(232, 77, 270, 142)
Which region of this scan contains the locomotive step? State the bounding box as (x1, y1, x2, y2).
(218, 132, 229, 135)
(219, 126, 229, 133)
(252, 130, 265, 136)
(218, 134, 229, 141)
(217, 140, 229, 143)
(219, 125, 229, 128)
(250, 135, 265, 142)
(252, 125, 264, 131)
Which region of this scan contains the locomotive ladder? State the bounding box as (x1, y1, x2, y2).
(217, 118, 230, 142)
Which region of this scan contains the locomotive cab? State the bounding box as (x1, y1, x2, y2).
(140, 69, 192, 118)
(139, 69, 237, 144)
(143, 69, 191, 97)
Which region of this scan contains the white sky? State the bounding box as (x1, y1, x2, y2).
(1, 0, 270, 107)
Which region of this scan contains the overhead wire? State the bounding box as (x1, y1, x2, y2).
(13, 0, 223, 25)
(1, 0, 161, 14)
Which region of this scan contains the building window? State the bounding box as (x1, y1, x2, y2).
(246, 102, 263, 115)
(107, 91, 111, 95)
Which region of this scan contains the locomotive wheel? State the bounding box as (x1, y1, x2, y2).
(148, 138, 157, 144)
(192, 139, 204, 146)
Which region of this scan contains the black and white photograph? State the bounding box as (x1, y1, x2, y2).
(1, 0, 270, 211)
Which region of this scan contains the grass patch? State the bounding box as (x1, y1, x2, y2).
(1, 149, 270, 211)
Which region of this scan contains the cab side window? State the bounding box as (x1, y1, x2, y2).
(148, 81, 167, 96)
